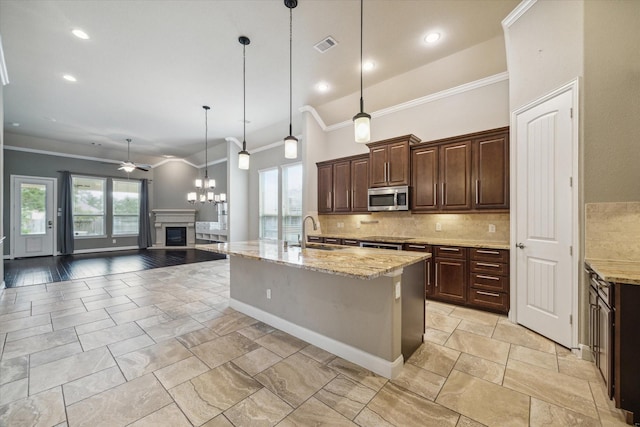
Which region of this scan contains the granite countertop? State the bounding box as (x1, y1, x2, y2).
(308, 233, 510, 250)
(196, 240, 430, 280)
(585, 259, 640, 286)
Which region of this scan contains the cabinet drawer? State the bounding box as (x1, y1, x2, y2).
(324, 237, 342, 245)
(434, 246, 467, 259)
(470, 260, 508, 275)
(470, 273, 509, 292)
(307, 236, 324, 243)
(470, 248, 509, 262)
(404, 243, 431, 252)
(342, 239, 360, 246)
(469, 289, 509, 313)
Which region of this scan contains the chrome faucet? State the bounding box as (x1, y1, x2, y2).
(301, 215, 318, 249)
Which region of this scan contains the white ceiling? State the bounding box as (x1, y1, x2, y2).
(1, 0, 518, 165)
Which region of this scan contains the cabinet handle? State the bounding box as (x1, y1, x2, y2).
(441, 183, 445, 205)
(477, 262, 500, 268)
(440, 247, 459, 252)
(344, 240, 357, 244)
(477, 290, 500, 298)
(475, 179, 479, 205)
(477, 275, 500, 281)
(435, 263, 438, 287)
(433, 183, 437, 205)
(477, 250, 500, 255)
(346, 190, 350, 206)
(427, 261, 431, 286)
(408, 244, 426, 249)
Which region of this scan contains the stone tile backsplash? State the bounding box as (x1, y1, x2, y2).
(585, 202, 640, 262)
(318, 212, 510, 243)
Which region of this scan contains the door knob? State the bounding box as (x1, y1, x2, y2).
(516, 243, 525, 249)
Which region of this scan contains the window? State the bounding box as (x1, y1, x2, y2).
(113, 180, 140, 235)
(20, 183, 47, 235)
(282, 163, 302, 243)
(72, 176, 106, 237)
(259, 168, 279, 240)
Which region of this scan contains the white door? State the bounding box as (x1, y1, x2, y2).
(12, 176, 57, 258)
(514, 87, 575, 347)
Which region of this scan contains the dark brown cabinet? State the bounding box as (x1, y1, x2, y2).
(317, 154, 369, 214)
(411, 145, 439, 211)
(440, 141, 472, 210)
(367, 135, 419, 188)
(468, 248, 510, 314)
(404, 243, 433, 297)
(472, 131, 509, 210)
(433, 246, 468, 304)
(614, 282, 640, 424)
(410, 127, 509, 213)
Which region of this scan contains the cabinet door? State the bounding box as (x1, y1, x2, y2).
(440, 141, 472, 210)
(351, 157, 369, 212)
(387, 142, 410, 186)
(369, 147, 388, 187)
(434, 257, 467, 303)
(473, 133, 509, 209)
(333, 160, 351, 212)
(411, 146, 438, 211)
(317, 164, 333, 213)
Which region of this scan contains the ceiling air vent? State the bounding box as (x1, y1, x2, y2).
(314, 36, 338, 53)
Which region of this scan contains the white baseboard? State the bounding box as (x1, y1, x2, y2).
(230, 298, 404, 379)
(72, 246, 139, 254)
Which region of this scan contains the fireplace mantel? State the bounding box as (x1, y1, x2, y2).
(152, 209, 196, 249)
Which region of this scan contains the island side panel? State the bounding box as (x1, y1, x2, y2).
(401, 261, 426, 360)
(229, 256, 400, 362)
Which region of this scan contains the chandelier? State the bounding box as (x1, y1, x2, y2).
(187, 105, 226, 204)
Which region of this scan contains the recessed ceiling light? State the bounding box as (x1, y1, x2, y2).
(63, 74, 77, 82)
(72, 29, 90, 40)
(11, 122, 20, 127)
(424, 32, 441, 44)
(316, 82, 330, 92)
(363, 61, 375, 71)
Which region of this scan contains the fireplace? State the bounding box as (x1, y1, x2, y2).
(166, 227, 187, 246)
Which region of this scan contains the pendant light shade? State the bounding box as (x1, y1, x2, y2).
(238, 36, 251, 170)
(284, 0, 298, 159)
(353, 0, 371, 143)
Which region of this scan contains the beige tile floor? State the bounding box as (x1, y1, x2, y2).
(0, 259, 630, 426)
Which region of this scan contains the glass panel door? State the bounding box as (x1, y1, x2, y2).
(20, 183, 47, 235)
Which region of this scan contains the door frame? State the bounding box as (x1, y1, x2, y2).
(10, 175, 58, 259)
(509, 78, 581, 350)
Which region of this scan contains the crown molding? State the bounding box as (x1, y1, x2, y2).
(502, 0, 538, 30)
(225, 137, 243, 149)
(0, 35, 9, 86)
(302, 71, 509, 133)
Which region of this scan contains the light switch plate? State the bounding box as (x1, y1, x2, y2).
(489, 224, 496, 233)
(435, 223, 442, 232)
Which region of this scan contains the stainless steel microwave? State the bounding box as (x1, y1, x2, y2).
(367, 185, 409, 211)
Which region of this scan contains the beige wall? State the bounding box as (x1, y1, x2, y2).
(583, 0, 640, 203)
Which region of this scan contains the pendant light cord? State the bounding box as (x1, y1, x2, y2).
(359, 0, 364, 113)
(204, 107, 208, 179)
(243, 42, 247, 151)
(289, 6, 293, 136)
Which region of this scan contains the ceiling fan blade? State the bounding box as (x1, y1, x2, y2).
(135, 166, 149, 172)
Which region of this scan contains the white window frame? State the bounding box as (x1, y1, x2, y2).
(112, 179, 141, 237)
(72, 175, 107, 239)
(281, 163, 303, 244)
(259, 167, 279, 240)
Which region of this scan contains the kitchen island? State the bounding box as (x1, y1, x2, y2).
(197, 240, 430, 379)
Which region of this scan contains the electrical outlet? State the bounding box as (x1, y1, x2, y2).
(356, 221, 361, 229)
(395, 282, 401, 299)
(435, 223, 442, 232)
(112, 239, 116, 244)
(489, 224, 496, 233)
(266, 289, 271, 299)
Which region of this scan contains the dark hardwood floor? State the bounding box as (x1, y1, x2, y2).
(3, 249, 226, 288)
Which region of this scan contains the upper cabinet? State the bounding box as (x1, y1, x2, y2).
(411, 127, 509, 212)
(367, 135, 420, 188)
(317, 154, 369, 214)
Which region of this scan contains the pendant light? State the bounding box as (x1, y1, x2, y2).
(353, 0, 371, 143)
(284, 0, 298, 159)
(238, 36, 251, 170)
(188, 105, 226, 204)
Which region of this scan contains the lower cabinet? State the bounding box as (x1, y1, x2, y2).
(403, 243, 433, 297)
(430, 246, 510, 314)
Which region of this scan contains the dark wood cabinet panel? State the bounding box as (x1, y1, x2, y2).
(440, 141, 472, 210)
(333, 160, 351, 212)
(367, 135, 418, 188)
(473, 133, 509, 209)
(317, 163, 333, 214)
(403, 243, 433, 297)
(434, 257, 467, 303)
(469, 288, 509, 312)
(411, 146, 438, 211)
(351, 156, 369, 212)
(614, 282, 640, 424)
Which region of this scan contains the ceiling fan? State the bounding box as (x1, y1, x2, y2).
(119, 138, 151, 172)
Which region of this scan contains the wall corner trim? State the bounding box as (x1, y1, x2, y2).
(502, 0, 538, 30)
(225, 137, 243, 149)
(299, 105, 328, 131)
(0, 35, 9, 86)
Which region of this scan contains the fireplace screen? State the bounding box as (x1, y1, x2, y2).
(166, 227, 187, 246)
